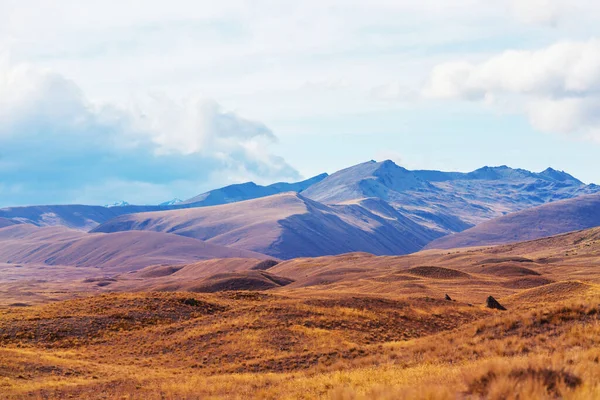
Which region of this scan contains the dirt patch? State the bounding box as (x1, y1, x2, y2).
(479, 257, 534, 264)
(8, 302, 31, 307)
(501, 277, 554, 289)
(186, 271, 294, 293)
(370, 274, 420, 282)
(479, 264, 541, 277)
(83, 277, 117, 283)
(407, 266, 471, 279)
(220, 292, 273, 301)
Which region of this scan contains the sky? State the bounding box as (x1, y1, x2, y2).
(2, 0, 600, 206)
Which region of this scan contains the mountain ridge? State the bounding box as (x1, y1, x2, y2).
(92, 192, 442, 259)
(302, 160, 600, 233)
(425, 193, 600, 250)
(181, 173, 329, 207)
(3, 160, 599, 258)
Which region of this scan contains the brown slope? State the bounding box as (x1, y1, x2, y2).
(426, 193, 600, 250)
(0, 224, 268, 273)
(131, 258, 263, 279)
(4, 224, 600, 307)
(92, 193, 439, 259)
(264, 225, 600, 301)
(66, 259, 288, 295)
(152, 271, 294, 292)
(92, 193, 306, 254)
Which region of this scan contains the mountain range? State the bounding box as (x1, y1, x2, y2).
(2, 160, 600, 260)
(0, 174, 329, 230)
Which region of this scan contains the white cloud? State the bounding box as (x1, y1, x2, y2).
(0, 60, 299, 206)
(507, 0, 600, 26)
(370, 82, 418, 102)
(508, 0, 564, 25)
(128, 95, 276, 156)
(422, 38, 600, 137)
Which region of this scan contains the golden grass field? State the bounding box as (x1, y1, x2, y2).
(2, 228, 600, 399)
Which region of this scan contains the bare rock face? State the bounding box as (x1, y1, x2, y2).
(486, 296, 507, 310)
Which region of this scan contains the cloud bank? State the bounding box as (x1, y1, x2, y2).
(422, 38, 600, 138)
(0, 61, 299, 206)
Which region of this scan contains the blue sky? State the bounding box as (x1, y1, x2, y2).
(1, 0, 600, 206)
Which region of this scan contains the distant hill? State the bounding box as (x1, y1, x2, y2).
(0, 204, 168, 230)
(425, 193, 600, 250)
(0, 224, 268, 273)
(92, 192, 441, 259)
(0, 174, 329, 231)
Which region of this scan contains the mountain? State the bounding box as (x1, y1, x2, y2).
(411, 165, 582, 184)
(181, 173, 328, 207)
(537, 168, 583, 184)
(159, 198, 183, 206)
(301, 160, 434, 204)
(0, 174, 328, 231)
(267, 173, 329, 193)
(92, 192, 441, 259)
(425, 193, 600, 250)
(89, 160, 599, 258)
(3, 160, 596, 257)
(302, 160, 600, 233)
(0, 204, 168, 230)
(0, 224, 268, 273)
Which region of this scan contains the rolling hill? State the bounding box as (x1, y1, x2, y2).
(0, 224, 268, 273)
(92, 192, 441, 259)
(426, 193, 600, 249)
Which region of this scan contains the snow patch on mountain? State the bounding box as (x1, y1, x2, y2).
(105, 201, 130, 208)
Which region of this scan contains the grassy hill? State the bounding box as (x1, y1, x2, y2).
(2, 227, 600, 398)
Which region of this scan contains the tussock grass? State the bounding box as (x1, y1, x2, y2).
(1, 288, 599, 399)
